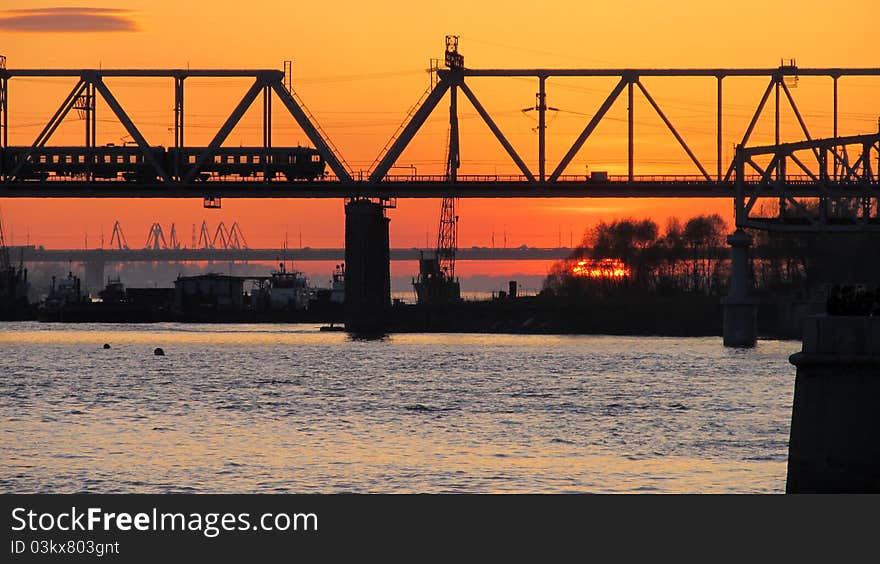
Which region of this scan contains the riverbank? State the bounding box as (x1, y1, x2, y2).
(388, 295, 724, 336)
(5, 293, 808, 339)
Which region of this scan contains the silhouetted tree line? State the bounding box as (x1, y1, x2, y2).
(542, 213, 823, 298)
(543, 208, 880, 301)
(746, 227, 809, 298)
(543, 214, 730, 297)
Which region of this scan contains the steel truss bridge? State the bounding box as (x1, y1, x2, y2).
(0, 41, 879, 232)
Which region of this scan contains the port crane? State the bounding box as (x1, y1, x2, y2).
(414, 37, 463, 305)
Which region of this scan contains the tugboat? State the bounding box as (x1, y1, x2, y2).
(267, 262, 311, 311)
(38, 272, 85, 321)
(319, 264, 346, 331)
(98, 276, 127, 304)
(329, 263, 345, 305)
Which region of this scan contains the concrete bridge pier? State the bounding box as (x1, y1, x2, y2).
(344, 199, 391, 333)
(787, 316, 880, 492)
(83, 256, 106, 295)
(722, 229, 758, 347)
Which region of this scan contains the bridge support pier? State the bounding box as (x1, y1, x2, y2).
(722, 229, 757, 347)
(787, 316, 880, 492)
(83, 256, 106, 295)
(344, 199, 390, 333)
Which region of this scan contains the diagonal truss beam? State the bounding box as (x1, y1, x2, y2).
(92, 76, 169, 181)
(724, 77, 776, 181)
(9, 79, 86, 179)
(745, 156, 767, 178)
(368, 80, 451, 184)
(549, 77, 628, 182)
(458, 81, 535, 182)
(788, 152, 819, 182)
(183, 78, 264, 184)
(34, 79, 87, 148)
(636, 80, 711, 181)
(780, 80, 821, 164)
(270, 80, 352, 182)
(833, 147, 861, 181)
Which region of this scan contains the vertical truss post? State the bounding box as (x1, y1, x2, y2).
(819, 144, 829, 224)
(716, 75, 723, 183)
(82, 81, 96, 181)
(0, 76, 6, 149)
(538, 75, 547, 182)
(74, 80, 96, 147)
(173, 76, 184, 179)
(0, 76, 7, 179)
(775, 75, 784, 216)
(174, 77, 184, 149)
(628, 75, 634, 183)
(262, 84, 272, 149)
(833, 76, 839, 180)
(447, 84, 459, 182)
(89, 82, 96, 148)
(833, 76, 839, 138)
(775, 74, 780, 146)
(862, 142, 873, 218)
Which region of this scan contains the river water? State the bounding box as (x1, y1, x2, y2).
(0, 323, 799, 493)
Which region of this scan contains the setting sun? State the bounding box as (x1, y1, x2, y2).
(570, 257, 630, 279)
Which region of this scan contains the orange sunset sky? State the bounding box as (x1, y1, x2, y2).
(1, 0, 879, 250)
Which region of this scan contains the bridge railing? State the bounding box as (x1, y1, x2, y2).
(375, 173, 792, 185)
(5, 172, 824, 185)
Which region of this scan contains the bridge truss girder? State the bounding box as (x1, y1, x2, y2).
(734, 132, 880, 232)
(1, 60, 879, 200)
(366, 60, 880, 188)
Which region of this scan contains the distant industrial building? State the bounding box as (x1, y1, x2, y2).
(174, 274, 245, 313)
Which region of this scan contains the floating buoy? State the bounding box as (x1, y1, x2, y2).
(103, 343, 111, 349)
(154, 347, 165, 356)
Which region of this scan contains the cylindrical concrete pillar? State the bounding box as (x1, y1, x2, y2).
(722, 229, 757, 347)
(344, 199, 390, 333)
(787, 315, 880, 492)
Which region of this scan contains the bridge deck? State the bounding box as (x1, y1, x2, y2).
(0, 176, 862, 198)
